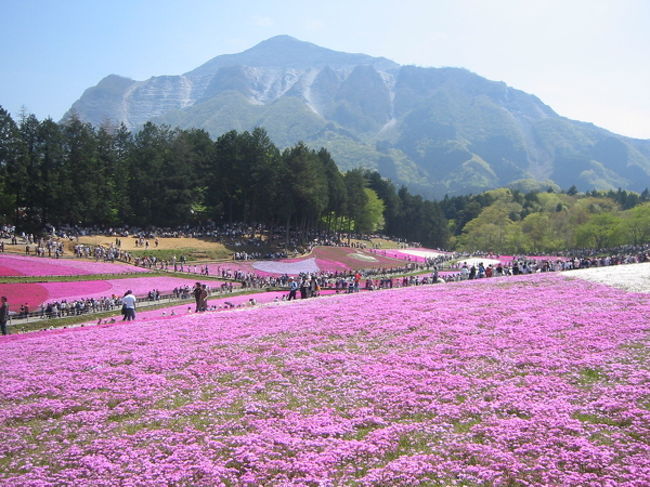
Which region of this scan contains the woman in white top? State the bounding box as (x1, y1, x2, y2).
(121, 290, 137, 321)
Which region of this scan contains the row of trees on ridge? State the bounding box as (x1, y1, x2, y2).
(1, 107, 649, 253)
(0, 108, 449, 247)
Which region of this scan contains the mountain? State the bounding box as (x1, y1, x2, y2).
(65, 35, 650, 197)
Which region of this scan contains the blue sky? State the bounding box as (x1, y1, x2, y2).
(2, 0, 649, 138)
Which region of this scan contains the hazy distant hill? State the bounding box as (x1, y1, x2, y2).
(66, 35, 650, 197)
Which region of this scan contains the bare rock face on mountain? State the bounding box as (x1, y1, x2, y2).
(65, 35, 650, 197)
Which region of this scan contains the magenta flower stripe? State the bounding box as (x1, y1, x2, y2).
(209, 247, 404, 276)
(0, 274, 648, 486)
(0, 254, 150, 277)
(0, 276, 226, 310)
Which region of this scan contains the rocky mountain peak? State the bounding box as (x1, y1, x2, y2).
(64, 36, 650, 198)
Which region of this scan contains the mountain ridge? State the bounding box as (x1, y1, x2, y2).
(64, 35, 650, 197)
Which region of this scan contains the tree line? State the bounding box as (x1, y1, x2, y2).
(2, 107, 648, 253)
(442, 187, 650, 253)
(0, 108, 450, 248)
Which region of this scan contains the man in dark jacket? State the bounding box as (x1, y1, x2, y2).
(1, 296, 10, 335)
(193, 282, 202, 312)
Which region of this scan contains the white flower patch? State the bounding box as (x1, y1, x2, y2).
(347, 253, 378, 262)
(252, 257, 320, 275)
(563, 262, 650, 293)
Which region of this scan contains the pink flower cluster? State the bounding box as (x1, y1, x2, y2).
(88, 290, 340, 323)
(0, 254, 149, 277)
(1, 274, 648, 486)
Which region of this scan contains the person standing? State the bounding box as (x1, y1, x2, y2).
(288, 277, 298, 301)
(121, 290, 136, 321)
(299, 277, 308, 299)
(199, 284, 208, 312)
(0, 296, 9, 335)
(193, 282, 202, 312)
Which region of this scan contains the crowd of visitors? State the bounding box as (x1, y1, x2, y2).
(233, 250, 288, 261)
(39, 297, 122, 319)
(73, 244, 132, 262)
(34, 287, 165, 320)
(47, 223, 413, 258)
(442, 249, 650, 282)
(2, 220, 650, 331)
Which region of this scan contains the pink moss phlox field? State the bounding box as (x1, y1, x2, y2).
(1, 274, 649, 486)
(0, 283, 50, 311)
(0, 277, 227, 310)
(0, 254, 150, 277)
(206, 248, 402, 277)
(209, 256, 350, 276)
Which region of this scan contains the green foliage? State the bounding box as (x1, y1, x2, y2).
(620, 203, 650, 245)
(575, 213, 623, 249)
(0, 107, 451, 248)
(357, 188, 385, 233)
(3, 105, 646, 253)
(451, 186, 649, 253)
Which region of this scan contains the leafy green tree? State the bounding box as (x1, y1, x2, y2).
(319, 148, 347, 232)
(344, 169, 368, 233)
(575, 213, 623, 249)
(0, 107, 21, 221)
(283, 142, 329, 235)
(355, 188, 385, 233)
(244, 128, 283, 224)
(458, 198, 521, 251)
(109, 124, 134, 223)
(365, 170, 400, 234)
(8, 113, 49, 229)
(60, 115, 106, 224)
(127, 122, 175, 226)
(620, 203, 650, 245)
(36, 118, 65, 224)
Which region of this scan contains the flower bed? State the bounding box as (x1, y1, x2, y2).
(0, 276, 223, 311)
(1, 273, 648, 486)
(311, 247, 402, 271)
(0, 283, 50, 312)
(252, 257, 321, 275)
(92, 289, 341, 323)
(204, 262, 259, 277)
(205, 247, 402, 277)
(0, 254, 149, 277)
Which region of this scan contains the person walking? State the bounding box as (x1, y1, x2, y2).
(0, 296, 9, 335)
(121, 290, 137, 321)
